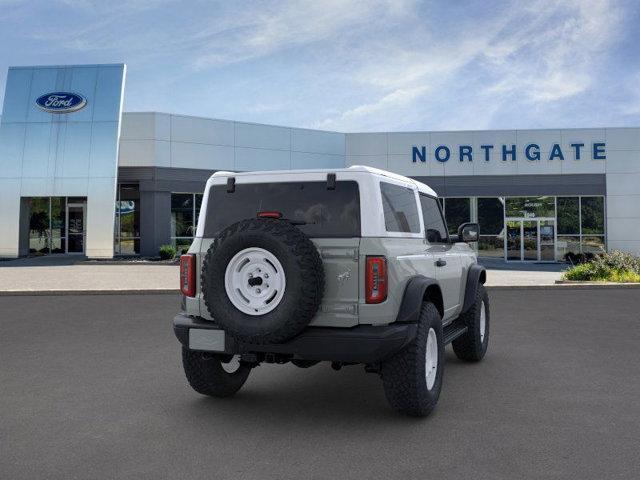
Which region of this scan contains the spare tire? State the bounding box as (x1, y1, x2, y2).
(201, 218, 325, 344)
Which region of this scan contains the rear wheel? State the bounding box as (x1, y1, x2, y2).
(182, 348, 252, 397)
(381, 302, 444, 417)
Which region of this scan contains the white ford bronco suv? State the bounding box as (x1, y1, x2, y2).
(173, 166, 489, 416)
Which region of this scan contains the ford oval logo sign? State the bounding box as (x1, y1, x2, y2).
(35, 92, 87, 114)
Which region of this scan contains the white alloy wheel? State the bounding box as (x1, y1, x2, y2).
(224, 247, 286, 316)
(425, 327, 439, 390)
(479, 301, 486, 342)
(221, 355, 241, 373)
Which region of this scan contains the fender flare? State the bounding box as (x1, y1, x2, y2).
(461, 264, 486, 313)
(395, 275, 443, 323)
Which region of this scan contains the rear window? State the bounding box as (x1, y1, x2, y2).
(203, 181, 361, 238)
(380, 182, 420, 233)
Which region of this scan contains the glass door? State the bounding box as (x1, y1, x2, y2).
(523, 221, 538, 261)
(539, 220, 556, 261)
(66, 203, 86, 254)
(504, 218, 556, 261)
(506, 220, 522, 260)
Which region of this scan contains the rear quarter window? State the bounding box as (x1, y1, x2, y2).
(203, 181, 361, 238)
(380, 182, 420, 233)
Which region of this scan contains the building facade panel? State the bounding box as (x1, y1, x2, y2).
(605, 128, 640, 151)
(119, 139, 167, 167)
(235, 122, 291, 150)
(234, 146, 290, 171)
(170, 141, 234, 170)
(346, 132, 388, 156)
(291, 151, 344, 169)
(120, 112, 159, 140)
(291, 127, 344, 155)
(0, 64, 126, 258)
(170, 115, 235, 146)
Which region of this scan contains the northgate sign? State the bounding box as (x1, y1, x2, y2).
(411, 142, 606, 163)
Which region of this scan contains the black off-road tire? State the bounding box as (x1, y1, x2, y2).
(452, 284, 489, 362)
(182, 348, 251, 398)
(201, 218, 324, 345)
(381, 302, 444, 417)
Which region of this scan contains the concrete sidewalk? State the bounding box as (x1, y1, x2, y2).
(0, 257, 178, 294)
(479, 257, 566, 286)
(0, 255, 567, 294)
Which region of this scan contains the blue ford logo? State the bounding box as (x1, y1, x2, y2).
(35, 92, 87, 114)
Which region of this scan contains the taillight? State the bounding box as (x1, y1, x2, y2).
(180, 254, 196, 297)
(257, 211, 282, 219)
(365, 256, 387, 304)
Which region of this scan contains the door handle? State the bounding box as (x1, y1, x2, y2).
(436, 259, 447, 267)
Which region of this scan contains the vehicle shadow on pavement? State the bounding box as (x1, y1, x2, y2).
(173, 350, 476, 425)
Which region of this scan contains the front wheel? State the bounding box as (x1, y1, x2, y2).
(452, 284, 490, 362)
(182, 348, 252, 397)
(381, 302, 444, 417)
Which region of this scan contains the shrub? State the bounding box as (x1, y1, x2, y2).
(159, 244, 177, 260)
(563, 263, 595, 281)
(594, 250, 640, 273)
(563, 250, 640, 282)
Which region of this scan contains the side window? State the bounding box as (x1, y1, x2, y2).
(420, 194, 448, 243)
(380, 182, 420, 233)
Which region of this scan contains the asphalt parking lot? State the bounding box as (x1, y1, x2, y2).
(2, 289, 640, 479)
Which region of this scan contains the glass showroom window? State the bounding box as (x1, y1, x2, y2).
(29, 198, 53, 254)
(505, 196, 555, 218)
(580, 197, 605, 254)
(477, 197, 504, 258)
(114, 184, 140, 255)
(171, 193, 204, 251)
(557, 196, 606, 258)
(28, 197, 67, 255)
(442, 198, 471, 235)
(557, 197, 580, 259)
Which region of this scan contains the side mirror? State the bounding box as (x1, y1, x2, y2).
(458, 222, 479, 243)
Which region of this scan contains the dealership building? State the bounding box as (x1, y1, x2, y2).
(1, 63, 639, 261)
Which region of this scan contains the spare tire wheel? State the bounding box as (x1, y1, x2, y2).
(201, 218, 325, 344)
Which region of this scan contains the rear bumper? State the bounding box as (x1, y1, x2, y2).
(173, 313, 417, 364)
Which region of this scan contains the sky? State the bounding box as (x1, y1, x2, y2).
(0, 0, 639, 132)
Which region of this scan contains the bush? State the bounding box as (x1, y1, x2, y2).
(159, 244, 177, 260)
(594, 250, 640, 273)
(563, 250, 640, 282)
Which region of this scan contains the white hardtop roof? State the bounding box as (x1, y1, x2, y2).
(209, 165, 438, 197)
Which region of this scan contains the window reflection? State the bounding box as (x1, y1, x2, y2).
(171, 192, 205, 253)
(443, 198, 470, 235)
(114, 184, 140, 255)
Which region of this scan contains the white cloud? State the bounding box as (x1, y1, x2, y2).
(314, 0, 625, 130)
(313, 85, 428, 130)
(482, 0, 622, 104)
(190, 0, 413, 69)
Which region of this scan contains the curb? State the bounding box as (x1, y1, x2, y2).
(0, 289, 180, 296)
(487, 283, 640, 290)
(555, 280, 640, 286)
